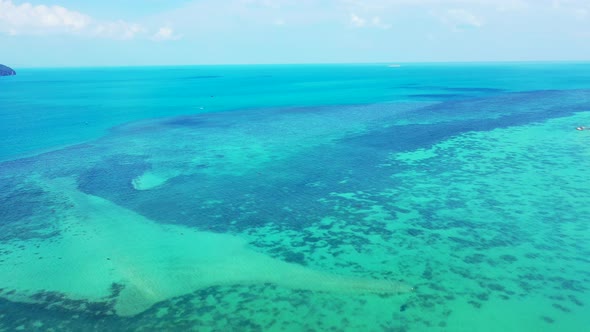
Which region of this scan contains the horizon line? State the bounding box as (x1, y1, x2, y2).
(7, 59, 590, 70)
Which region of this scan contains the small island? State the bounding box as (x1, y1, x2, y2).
(0, 64, 16, 76)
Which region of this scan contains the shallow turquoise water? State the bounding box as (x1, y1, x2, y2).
(0, 63, 590, 331)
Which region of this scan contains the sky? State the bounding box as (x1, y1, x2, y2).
(0, 0, 589, 67)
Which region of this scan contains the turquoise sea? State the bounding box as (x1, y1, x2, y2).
(0, 63, 589, 331)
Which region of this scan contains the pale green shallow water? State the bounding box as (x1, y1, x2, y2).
(0, 64, 590, 331)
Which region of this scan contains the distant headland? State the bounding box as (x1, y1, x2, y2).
(0, 64, 16, 76)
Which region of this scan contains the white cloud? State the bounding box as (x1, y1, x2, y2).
(0, 0, 91, 34)
(350, 13, 366, 27)
(350, 13, 391, 29)
(92, 20, 145, 40)
(439, 8, 484, 29)
(573, 8, 588, 19)
(152, 26, 181, 41)
(341, 0, 590, 15)
(0, 0, 166, 39)
(551, 0, 590, 19)
(371, 16, 391, 29)
(273, 18, 286, 26)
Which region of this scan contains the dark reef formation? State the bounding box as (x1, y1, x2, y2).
(0, 64, 16, 76)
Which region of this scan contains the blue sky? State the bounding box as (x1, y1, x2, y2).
(0, 0, 589, 67)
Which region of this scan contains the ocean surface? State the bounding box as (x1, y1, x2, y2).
(0, 63, 589, 331)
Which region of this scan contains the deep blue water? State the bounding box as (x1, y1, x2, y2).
(2, 62, 590, 161)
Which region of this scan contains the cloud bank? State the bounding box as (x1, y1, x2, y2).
(0, 0, 177, 40)
(152, 27, 181, 41)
